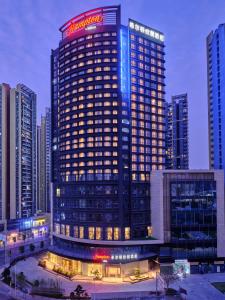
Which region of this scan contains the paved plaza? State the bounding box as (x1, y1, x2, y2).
(2, 256, 225, 299)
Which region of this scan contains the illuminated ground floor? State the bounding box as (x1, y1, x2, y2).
(42, 252, 159, 282)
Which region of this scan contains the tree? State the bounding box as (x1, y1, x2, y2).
(19, 245, 25, 254)
(1, 267, 11, 285)
(161, 273, 178, 290)
(22, 234, 26, 243)
(134, 268, 141, 278)
(17, 271, 26, 285)
(8, 250, 12, 257)
(33, 279, 40, 287)
(74, 284, 85, 297)
(29, 244, 35, 252)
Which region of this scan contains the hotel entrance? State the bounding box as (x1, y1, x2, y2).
(105, 264, 121, 278)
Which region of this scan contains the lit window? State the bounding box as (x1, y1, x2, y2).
(74, 226, 79, 238)
(96, 227, 102, 240)
(106, 227, 113, 240)
(56, 188, 60, 197)
(125, 227, 130, 240)
(79, 226, 84, 239)
(114, 227, 120, 240)
(147, 226, 152, 237)
(66, 225, 70, 236)
(88, 227, 95, 239)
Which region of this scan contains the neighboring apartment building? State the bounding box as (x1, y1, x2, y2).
(0, 83, 10, 221)
(10, 84, 37, 219)
(37, 108, 51, 213)
(207, 24, 225, 173)
(166, 93, 189, 169)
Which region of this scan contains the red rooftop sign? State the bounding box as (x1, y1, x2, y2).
(64, 15, 103, 37)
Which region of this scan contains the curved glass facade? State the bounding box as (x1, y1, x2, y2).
(51, 5, 165, 263)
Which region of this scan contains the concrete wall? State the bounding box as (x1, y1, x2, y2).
(150, 171, 164, 241)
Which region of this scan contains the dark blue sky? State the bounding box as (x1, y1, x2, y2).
(0, 0, 224, 168)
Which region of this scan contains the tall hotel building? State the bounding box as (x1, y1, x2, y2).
(10, 84, 37, 219)
(207, 24, 225, 172)
(165, 93, 189, 169)
(50, 6, 165, 277)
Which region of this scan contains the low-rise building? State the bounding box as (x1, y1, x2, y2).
(151, 169, 225, 273)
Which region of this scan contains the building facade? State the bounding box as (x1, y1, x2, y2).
(0, 214, 50, 265)
(50, 5, 165, 278)
(207, 24, 225, 171)
(151, 170, 225, 273)
(37, 108, 51, 213)
(10, 84, 37, 219)
(0, 83, 10, 221)
(165, 93, 189, 169)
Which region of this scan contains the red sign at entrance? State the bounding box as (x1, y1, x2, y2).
(65, 15, 103, 37)
(93, 254, 110, 261)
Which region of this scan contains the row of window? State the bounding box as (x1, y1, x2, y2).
(60, 160, 118, 168)
(54, 223, 130, 241)
(60, 74, 118, 87)
(60, 58, 118, 75)
(59, 66, 118, 84)
(131, 68, 164, 80)
(60, 32, 117, 52)
(60, 41, 117, 59)
(130, 43, 164, 59)
(130, 34, 163, 51)
(60, 49, 117, 67)
(59, 121, 120, 131)
(59, 65, 118, 79)
(60, 84, 118, 95)
(131, 52, 163, 66)
(60, 100, 118, 111)
(60, 151, 118, 160)
(60, 90, 118, 99)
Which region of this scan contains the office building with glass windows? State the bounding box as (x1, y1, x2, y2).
(165, 93, 189, 169)
(50, 5, 166, 279)
(151, 169, 225, 273)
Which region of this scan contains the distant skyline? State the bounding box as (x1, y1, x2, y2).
(0, 0, 225, 168)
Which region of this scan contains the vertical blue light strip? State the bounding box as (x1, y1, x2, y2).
(120, 27, 130, 104)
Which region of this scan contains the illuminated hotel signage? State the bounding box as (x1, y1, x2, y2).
(93, 254, 110, 261)
(94, 253, 138, 261)
(129, 20, 164, 42)
(64, 15, 103, 37)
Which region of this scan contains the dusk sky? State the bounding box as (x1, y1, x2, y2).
(0, 0, 224, 168)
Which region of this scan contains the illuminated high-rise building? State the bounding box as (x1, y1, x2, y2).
(207, 24, 225, 172)
(165, 93, 189, 169)
(0, 83, 10, 221)
(10, 84, 37, 219)
(37, 108, 51, 213)
(50, 6, 165, 277)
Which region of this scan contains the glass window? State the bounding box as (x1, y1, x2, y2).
(88, 227, 95, 239)
(114, 227, 120, 240)
(106, 227, 113, 240)
(79, 226, 84, 239)
(96, 227, 102, 240)
(125, 227, 130, 240)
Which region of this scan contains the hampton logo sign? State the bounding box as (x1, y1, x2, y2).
(65, 15, 103, 37)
